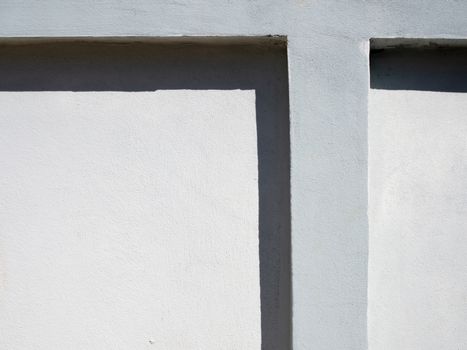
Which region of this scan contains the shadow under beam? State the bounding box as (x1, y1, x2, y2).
(0, 40, 291, 350)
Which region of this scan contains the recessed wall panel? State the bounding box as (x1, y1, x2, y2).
(369, 47, 467, 350)
(0, 41, 290, 350)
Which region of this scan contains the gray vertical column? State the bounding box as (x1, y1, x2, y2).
(289, 35, 369, 350)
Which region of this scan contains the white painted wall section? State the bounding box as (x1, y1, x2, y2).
(0, 90, 260, 349)
(369, 89, 467, 350)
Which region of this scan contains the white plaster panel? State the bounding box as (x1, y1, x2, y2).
(0, 91, 260, 349)
(369, 90, 467, 349)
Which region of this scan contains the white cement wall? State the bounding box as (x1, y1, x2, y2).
(2, 0, 467, 349)
(0, 91, 260, 349)
(369, 89, 467, 349)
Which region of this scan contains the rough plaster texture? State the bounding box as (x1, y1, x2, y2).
(0, 42, 290, 349)
(369, 49, 467, 350)
(369, 89, 467, 350)
(1, 1, 467, 349)
(0, 90, 260, 349)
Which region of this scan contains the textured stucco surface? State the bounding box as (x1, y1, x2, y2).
(1, 1, 467, 349)
(0, 41, 290, 349)
(0, 91, 260, 349)
(369, 48, 467, 350)
(369, 89, 467, 350)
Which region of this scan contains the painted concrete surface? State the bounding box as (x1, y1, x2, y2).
(369, 90, 467, 349)
(1, 1, 467, 349)
(0, 91, 260, 349)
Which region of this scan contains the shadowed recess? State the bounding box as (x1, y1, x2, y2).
(371, 47, 467, 92)
(0, 40, 291, 350)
